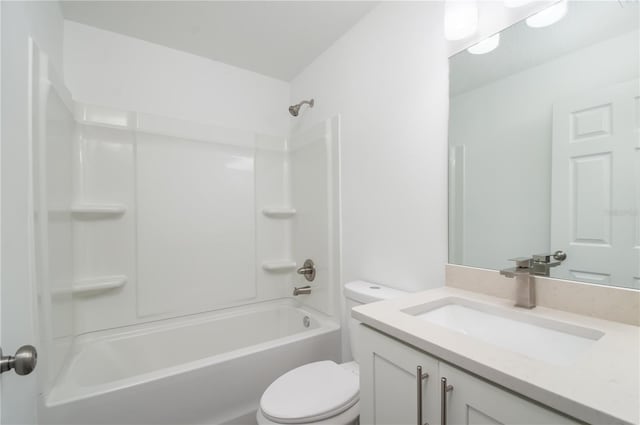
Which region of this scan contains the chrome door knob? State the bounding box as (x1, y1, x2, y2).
(0, 345, 37, 376)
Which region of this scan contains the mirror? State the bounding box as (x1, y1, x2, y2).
(448, 1, 639, 290)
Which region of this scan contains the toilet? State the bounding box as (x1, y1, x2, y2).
(256, 281, 408, 425)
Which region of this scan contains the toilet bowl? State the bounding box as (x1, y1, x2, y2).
(256, 281, 408, 425)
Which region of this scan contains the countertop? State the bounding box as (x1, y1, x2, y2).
(352, 287, 640, 425)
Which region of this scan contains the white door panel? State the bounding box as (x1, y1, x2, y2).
(1, 21, 40, 425)
(1, 32, 74, 422)
(551, 80, 639, 288)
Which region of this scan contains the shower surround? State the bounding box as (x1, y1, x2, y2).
(33, 25, 342, 421)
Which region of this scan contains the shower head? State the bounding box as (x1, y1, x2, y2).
(289, 99, 314, 117)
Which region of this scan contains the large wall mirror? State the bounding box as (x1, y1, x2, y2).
(448, 1, 639, 290)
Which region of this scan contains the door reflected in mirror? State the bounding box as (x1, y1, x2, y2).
(448, 1, 639, 290)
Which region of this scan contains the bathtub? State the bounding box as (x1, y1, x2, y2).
(41, 299, 341, 424)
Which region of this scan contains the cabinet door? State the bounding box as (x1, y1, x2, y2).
(359, 325, 439, 425)
(440, 363, 581, 425)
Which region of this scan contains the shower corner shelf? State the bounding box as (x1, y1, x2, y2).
(73, 275, 127, 296)
(262, 261, 297, 273)
(262, 207, 296, 219)
(71, 203, 127, 217)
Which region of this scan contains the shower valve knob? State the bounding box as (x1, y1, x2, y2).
(0, 345, 38, 376)
(296, 259, 316, 282)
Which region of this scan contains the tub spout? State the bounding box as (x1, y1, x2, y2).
(293, 285, 312, 296)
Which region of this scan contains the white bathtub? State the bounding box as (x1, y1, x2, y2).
(41, 299, 341, 424)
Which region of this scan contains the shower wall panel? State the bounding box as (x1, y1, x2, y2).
(255, 136, 294, 293)
(30, 46, 76, 392)
(289, 117, 340, 316)
(73, 123, 136, 333)
(72, 105, 291, 334)
(136, 134, 256, 317)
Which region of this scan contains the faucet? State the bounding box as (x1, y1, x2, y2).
(499, 251, 567, 309)
(293, 285, 312, 296)
(294, 259, 316, 296)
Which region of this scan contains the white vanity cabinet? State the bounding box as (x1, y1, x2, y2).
(439, 363, 580, 425)
(358, 325, 582, 425)
(359, 323, 440, 425)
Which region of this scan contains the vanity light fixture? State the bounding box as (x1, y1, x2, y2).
(526, 0, 568, 28)
(467, 33, 500, 55)
(444, 0, 479, 41)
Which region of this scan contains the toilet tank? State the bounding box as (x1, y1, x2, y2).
(344, 281, 408, 363)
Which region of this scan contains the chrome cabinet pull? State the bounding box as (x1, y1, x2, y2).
(416, 366, 429, 425)
(440, 377, 453, 425)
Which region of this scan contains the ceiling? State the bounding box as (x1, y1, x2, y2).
(61, 1, 378, 81)
(450, 1, 639, 96)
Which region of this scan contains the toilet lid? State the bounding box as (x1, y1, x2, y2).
(260, 361, 359, 424)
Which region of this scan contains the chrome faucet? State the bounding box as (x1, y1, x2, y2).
(499, 251, 567, 309)
(294, 259, 315, 296)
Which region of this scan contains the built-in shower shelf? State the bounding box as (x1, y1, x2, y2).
(73, 275, 127, 296)
(71, 202, 126, 217)
(262, 207, 297, 218)
(262, 261, 297, 272)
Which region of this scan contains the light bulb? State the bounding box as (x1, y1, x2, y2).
(526, 0, 568, 28)
(467, 33, 501, 55)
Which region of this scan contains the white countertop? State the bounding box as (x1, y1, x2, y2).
(352, 287, 640, 425)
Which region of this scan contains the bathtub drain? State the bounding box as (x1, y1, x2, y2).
(303, 316, 311, 328)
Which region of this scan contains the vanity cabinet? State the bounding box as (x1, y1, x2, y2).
(359, 323, 440, 425)
(358, 325, 581, 425)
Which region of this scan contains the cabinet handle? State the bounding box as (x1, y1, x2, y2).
(440, 377, 454, 425)
(416, 366, 429, 425)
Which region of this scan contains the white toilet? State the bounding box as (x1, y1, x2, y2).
(256, 281, 408, 425)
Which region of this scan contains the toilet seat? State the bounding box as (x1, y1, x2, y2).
(259, 361, 359, 424)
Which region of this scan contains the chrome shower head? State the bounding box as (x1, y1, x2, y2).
(288, 104, 301, 117)
(289, 99, 314, 117)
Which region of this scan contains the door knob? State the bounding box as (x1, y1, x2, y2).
(0, 345, 37, 376)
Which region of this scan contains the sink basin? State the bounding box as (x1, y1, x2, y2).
(403, 298, 604, 366)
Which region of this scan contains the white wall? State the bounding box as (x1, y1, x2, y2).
(291, 2, 450, 294)
(450, 29, 639, 271)
(64, 21, 290, 137)
(1, 1, 65, 422)
(289, 2, 449, 362)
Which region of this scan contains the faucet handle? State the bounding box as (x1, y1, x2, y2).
(532, 253, 553, 263)
(532, 250, 567, 264)
(508, 257, 532, 269)
(553, 250, 567, 261)
(530, 251, 567, 276)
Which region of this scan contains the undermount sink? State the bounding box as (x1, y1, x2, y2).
(402, 298, 604, 366)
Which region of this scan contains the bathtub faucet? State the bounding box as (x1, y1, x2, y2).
(293, 285, 312, 296)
